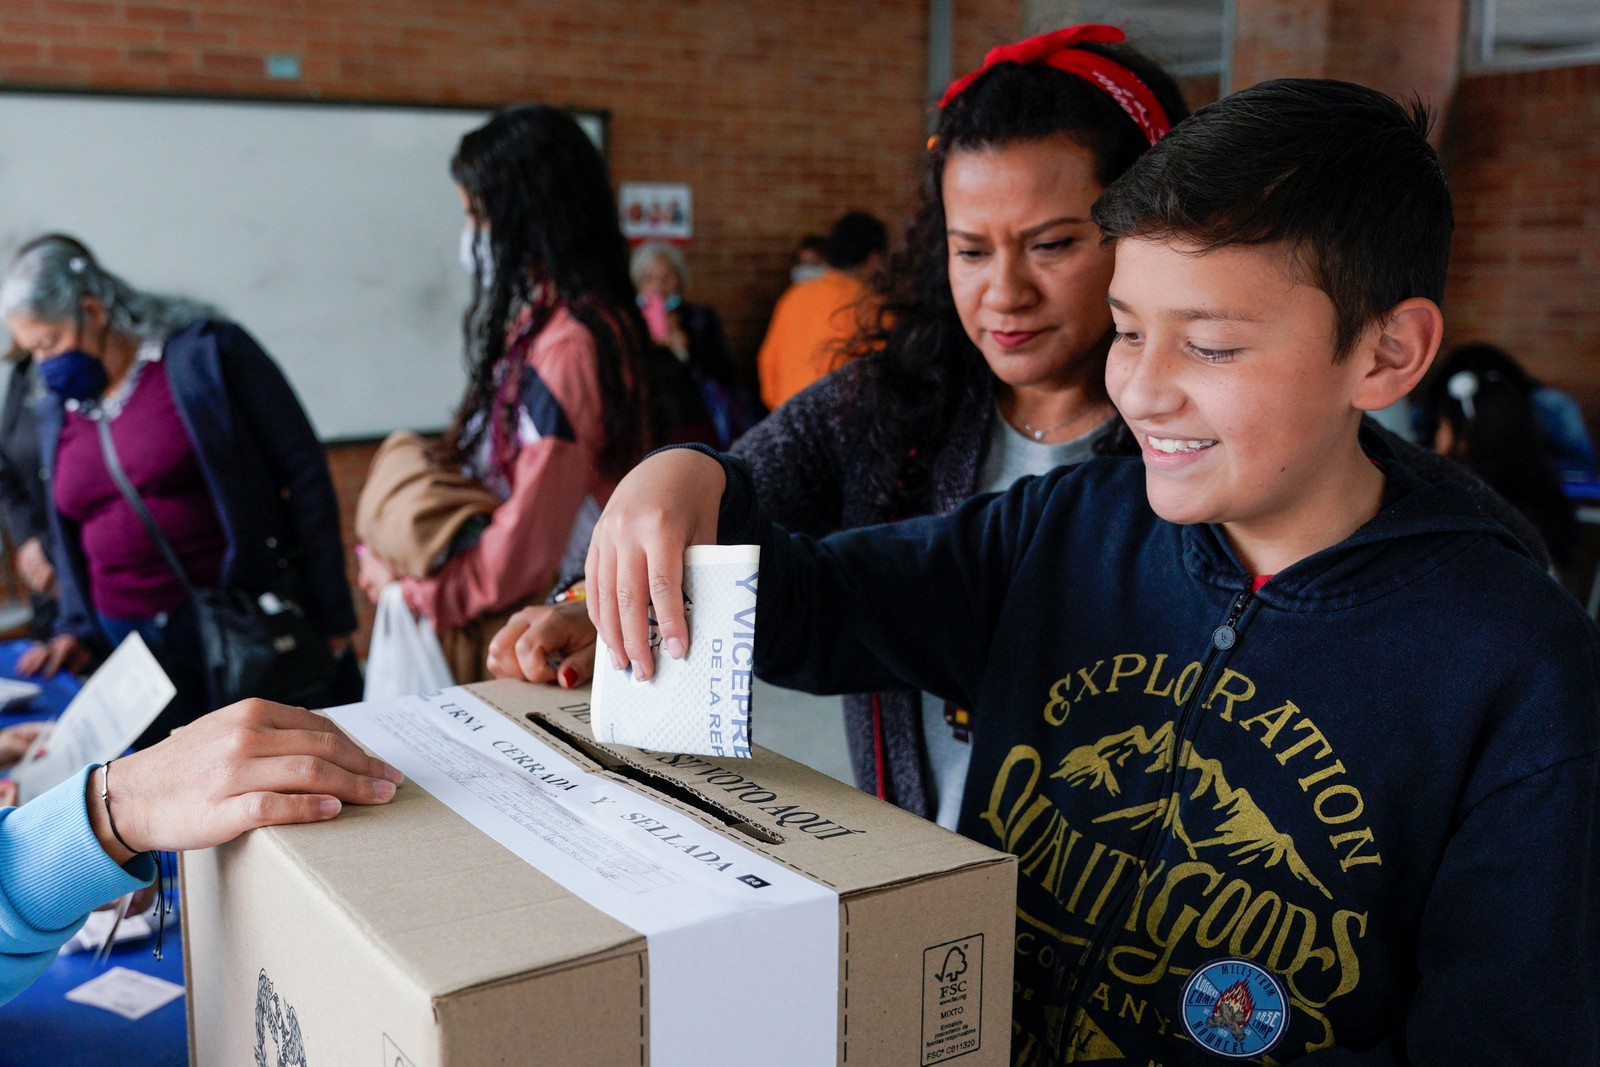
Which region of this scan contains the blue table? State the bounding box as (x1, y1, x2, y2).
(0, 924, 187, 1067)
(0, 639, 188, 1066)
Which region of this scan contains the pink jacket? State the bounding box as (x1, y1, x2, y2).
(403, 308, 615, 629)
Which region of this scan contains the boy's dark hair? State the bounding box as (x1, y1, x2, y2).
(825, 212, 888, 270)
(1092, 78, 1453, 360)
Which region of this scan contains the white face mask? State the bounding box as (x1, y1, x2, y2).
(790, 264, 827, 285)
(459, 225, 493, 288)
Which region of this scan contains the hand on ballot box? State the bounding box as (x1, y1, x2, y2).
(86, 699, 404, 864)
(584, 448, 726, 683)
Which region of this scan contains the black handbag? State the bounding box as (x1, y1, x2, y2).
(95, 416, 335, 710)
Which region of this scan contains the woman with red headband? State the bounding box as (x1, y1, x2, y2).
(489, 25, 1546, 832)
(488, 25, 1187, 820)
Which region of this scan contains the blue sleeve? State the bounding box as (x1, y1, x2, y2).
(0, 766, 155, 1004)
(216, 324, 358, 635)
(702, 444, 1042, 707)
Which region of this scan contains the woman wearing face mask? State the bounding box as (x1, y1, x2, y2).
(0, 237, 357, 748)
(630, 242, 756, 450)
(354, 104, 651, 680)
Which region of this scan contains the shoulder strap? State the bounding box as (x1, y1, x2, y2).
(94, 414, 201, 599)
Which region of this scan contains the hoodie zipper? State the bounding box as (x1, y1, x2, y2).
(1052, 586, 1255, 1058)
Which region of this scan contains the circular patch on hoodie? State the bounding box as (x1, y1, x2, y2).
(1180, 958, 1289, 1059)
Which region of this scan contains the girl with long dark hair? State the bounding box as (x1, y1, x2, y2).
(356, 105, 650, 679)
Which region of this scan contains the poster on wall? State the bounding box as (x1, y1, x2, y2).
(619, 182, 692, 241)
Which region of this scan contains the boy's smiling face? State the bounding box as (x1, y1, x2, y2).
(1105, 238, 1391, 575)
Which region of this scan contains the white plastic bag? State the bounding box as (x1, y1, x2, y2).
(363, 583, 454, 700)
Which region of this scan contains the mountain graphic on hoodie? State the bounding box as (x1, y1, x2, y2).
(1050, 721, 1332, 900)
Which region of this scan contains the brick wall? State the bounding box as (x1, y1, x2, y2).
(1231, 0, 1336, 85)
(1232, 0, 1461, 130)
(1443, 64, 1600, 418)
(1178, 74, 1221, 112)
(0, 0, 1017, 372)
(0, 0, 1019, 650)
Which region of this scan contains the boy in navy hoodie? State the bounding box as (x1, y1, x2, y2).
(585, 80, 1600, 1065)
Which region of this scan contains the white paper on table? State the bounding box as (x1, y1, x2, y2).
(0, 676, 40, 712)
(9, 633, 175, 804)
(59, 902, 155, 956)
(64, 966, 184, 1020)
(591, 544, 759, 757)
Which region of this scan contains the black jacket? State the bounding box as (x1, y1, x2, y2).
(715, 430, 1600, 1064)
(0, 358, 50, 553)
(0, 358, 57, 637)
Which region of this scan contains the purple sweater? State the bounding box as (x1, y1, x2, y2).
(53, 360, 226, 620)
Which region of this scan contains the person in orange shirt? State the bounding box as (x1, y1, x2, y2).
(757, 212, 887, 410)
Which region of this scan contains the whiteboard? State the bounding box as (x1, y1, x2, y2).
(0, 92, 598, 441)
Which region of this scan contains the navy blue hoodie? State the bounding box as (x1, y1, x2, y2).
(712, 429, 1600, 1065)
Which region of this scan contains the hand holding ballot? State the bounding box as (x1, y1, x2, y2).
(86, 699, 404, 863)
(584, 447, 726, 682)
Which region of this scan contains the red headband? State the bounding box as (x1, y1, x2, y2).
(937, 24, 1172, 147)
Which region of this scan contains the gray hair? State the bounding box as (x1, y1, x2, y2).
(628, 241, 688, 291)
(1, 236, 220, 341)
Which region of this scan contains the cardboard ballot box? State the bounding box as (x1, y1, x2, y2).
(183, 681, 1016, 1066)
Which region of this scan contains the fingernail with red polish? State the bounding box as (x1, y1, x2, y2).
(559, 665, 578, 688)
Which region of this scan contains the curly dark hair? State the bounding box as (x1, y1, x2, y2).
(444, 104, 649, 481)
(844, 44, 1188, 515)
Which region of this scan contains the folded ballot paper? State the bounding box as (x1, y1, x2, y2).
(591, 544, 757, 757)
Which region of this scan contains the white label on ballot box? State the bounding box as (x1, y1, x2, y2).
(591, 544, 759, 758)
(325, 687, 838, 1067)
(11, 632, 175, 804)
